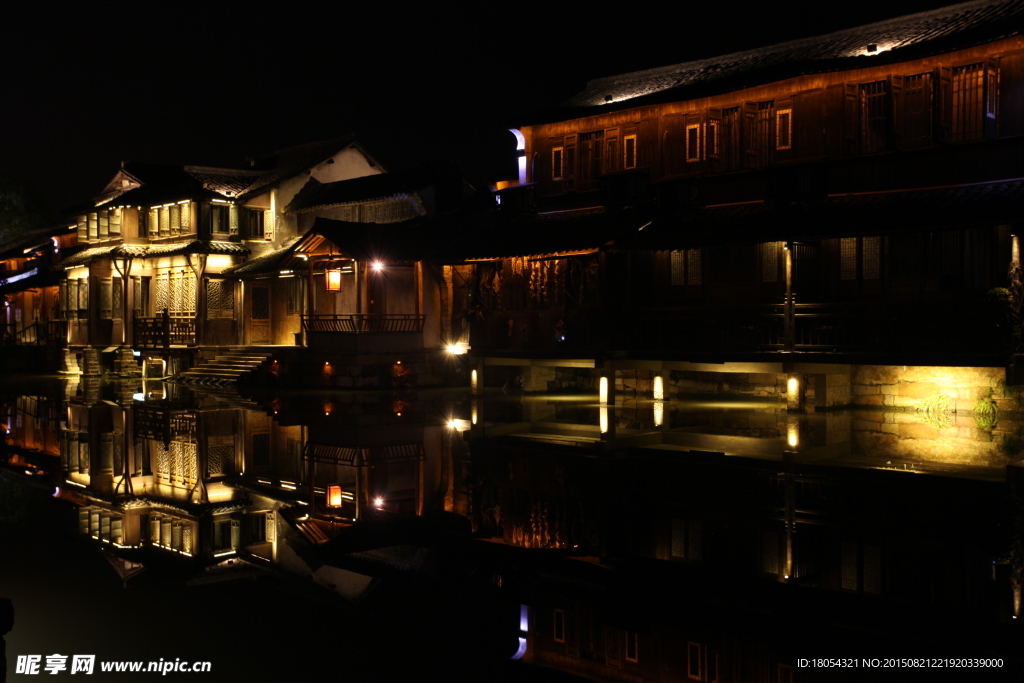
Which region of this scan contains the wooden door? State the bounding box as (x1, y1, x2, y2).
(250, 283, 271, 344)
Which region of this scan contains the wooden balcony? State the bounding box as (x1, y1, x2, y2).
(134, 312, 197, 349)
(301, 314, 425, 333)
(2, 320, 68, 346)
(302, 314, 426, 351)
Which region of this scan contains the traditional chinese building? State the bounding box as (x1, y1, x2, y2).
(458, 0, 1024, 411)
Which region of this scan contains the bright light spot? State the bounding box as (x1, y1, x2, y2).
(448, 420, 457, 429)
(53, 486, 61, 497)
(471, 369, 479, 393)
(654, 402, 664, 427)
(374, 497, 384, 508)
(132, 350, 141, 357)
(372, 261, 384, 271)
(599, 376, 609, 404)
(446, 342, 469, 355)
(787, 378, 798, 395)
(519, 605, 529, 632)
(600, 406, 609, 433)
(512, 637, 527, 660)
(132, 393, 145, 401)
(653, 376, 664, 401)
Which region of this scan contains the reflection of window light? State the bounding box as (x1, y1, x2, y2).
(600, 406, 609, 433)
(653, 376, 664, 400)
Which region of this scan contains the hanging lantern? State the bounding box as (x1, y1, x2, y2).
(325, 267, 342, 291)
(326, 485, 343, 507)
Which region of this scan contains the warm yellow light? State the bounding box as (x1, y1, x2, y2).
(327, 485, 343, 507)
(654, 402, 664, 427)
(653, 376, 664, 400)
(471, 369, 479, 393)
(787, 378, 798, 395)
(600, 406, 609, 433)
(446, 342, 469, 355)
(471, 400, 478, 425)
(326, 269, 342, 291)
(374, 497, 384, 508)
(599, 377, 609, 405)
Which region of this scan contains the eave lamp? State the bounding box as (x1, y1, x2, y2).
(326, 485, 343, 508)
(325, 266, 342, 291)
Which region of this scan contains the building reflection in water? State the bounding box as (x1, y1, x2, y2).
(2, 380, 1023, 681)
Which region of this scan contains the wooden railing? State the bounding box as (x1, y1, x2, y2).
(134, 311, 197, 348)
(302, 314, 425, 333)
(2, 320, 68, 346)
(470, 301, 1010, 357)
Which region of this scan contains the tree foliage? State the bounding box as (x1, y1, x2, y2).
(0, 175, 53, 241)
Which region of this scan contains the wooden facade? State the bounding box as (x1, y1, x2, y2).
(467, 11, 1024, 366)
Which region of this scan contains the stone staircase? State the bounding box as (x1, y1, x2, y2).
(175, 347, 275, 388)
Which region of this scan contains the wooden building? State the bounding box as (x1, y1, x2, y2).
(458, 0, 1024, 398)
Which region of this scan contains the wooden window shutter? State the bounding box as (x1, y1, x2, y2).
(564, 133, 577, 189)
(889, 74, 904, 149)
(707, 107, 722, 160)
(604, 127, 620, 174)
(843, 83, 859, 155)
(984, 58, 999, 138)
(684, 112, 702, 163)
(742, 102, 758, 168)
(935, 66, 952, 143)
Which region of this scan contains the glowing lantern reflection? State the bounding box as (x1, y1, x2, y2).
(326, 485, 343, 507)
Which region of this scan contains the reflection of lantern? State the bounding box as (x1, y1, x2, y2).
(325, 268, 342, 291)
(326, 485, 343, 507)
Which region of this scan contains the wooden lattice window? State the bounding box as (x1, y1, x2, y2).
(903, 73, 933, 148)
(686, 124, 701, 162)
(552, 146, 564, 180)
(952, 62, 995, 142)
(206, 280, 234, 318)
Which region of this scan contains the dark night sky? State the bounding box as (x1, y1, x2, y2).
(2, 1, 945, 213)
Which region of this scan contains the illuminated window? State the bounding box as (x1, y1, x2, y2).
(623, 134, 637, 169)
(686, 124, 701, 162)
(776, 108, 792, 150)
(670, 249, 702, 286)
(552, 146, 564, 180)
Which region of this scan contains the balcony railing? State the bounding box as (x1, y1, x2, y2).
(134, 312, 197, 349)
(302, 314, 425, 333)
(2, 320, 68, 346)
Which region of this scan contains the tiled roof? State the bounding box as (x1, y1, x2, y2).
(56, 241, 249, 268)
(538, 0, 1023, 120)
(285, 166, 434, 213)
(236, 135, 361, 200)
(185, 166, 265, 198)
(221, 241, 300, 277)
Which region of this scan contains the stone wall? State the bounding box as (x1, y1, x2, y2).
(852, 365, 1009, 413)
(851, 408, 1010, 467)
